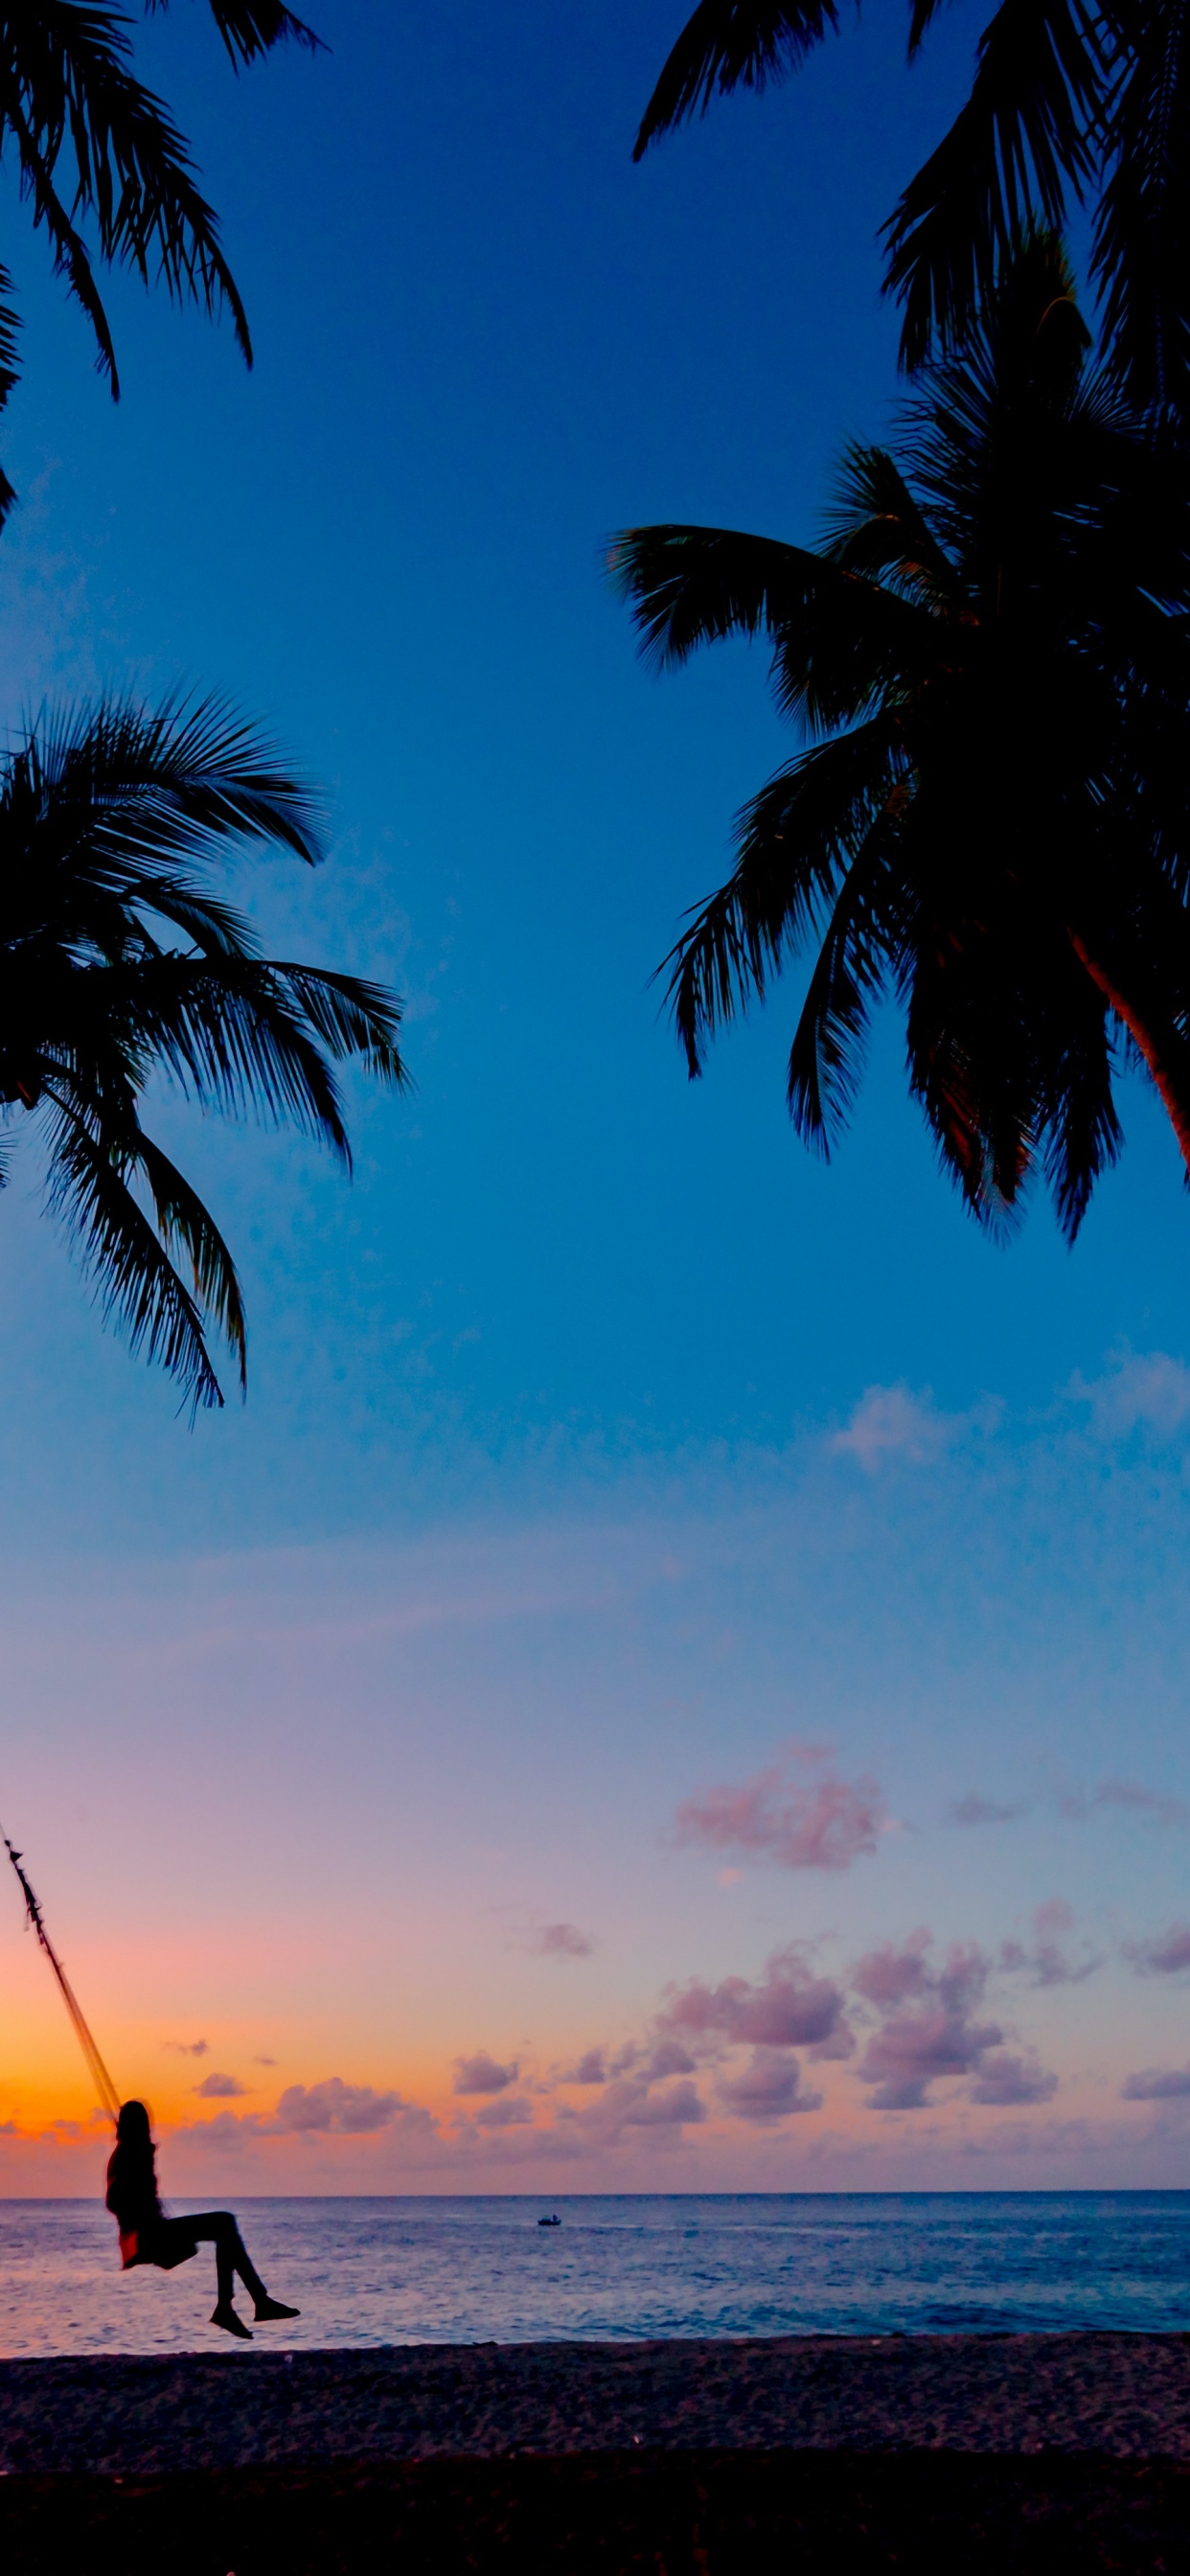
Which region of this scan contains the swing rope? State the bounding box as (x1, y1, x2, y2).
(3, 1828, 121, 2124)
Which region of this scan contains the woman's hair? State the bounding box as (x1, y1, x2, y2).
(116, 2100, 153, 2149)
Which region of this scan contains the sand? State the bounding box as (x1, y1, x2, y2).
(3, 2330, 1190, 2473)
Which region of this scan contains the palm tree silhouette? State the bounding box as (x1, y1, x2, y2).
(634, 2, 1190, 423)
(0, 693, 404, 1413)
(612, 236, 1190, 1238)
(0, 2, 319, 521)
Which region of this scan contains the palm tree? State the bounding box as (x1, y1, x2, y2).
(633, 3, 1190, 425)
(612, 236, 1190, 1238)
(0, 2, 319, 522)
(0, 692, 404, 1413)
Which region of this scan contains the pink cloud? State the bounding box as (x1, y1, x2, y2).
(852, 1930, 934, 2008)
(852, 1936, 1056, 2113)
(620, 2080, 705, 2128)
(830, 1383, 953, 1470)
(530, 1921, 595, 1958)
(557, 2072, 707, 2146)
(452, 2052, 519, 2095)
(858, 2003, 1005, 2111)
(193, 2072, 247, 2099)
(1071, 1350, 1190, 1439)
(1125, 1921, 1190, 1975)
(1121, 2065, 1190, 2100)
(947, 1794, 1027, 1826)
(1057, 1779, 1190, 1828)
(165, 2038, 209, 2058)
(271, 2079, 409, 2135)
(675, 1746, 884, 1874)
(472, 2095, 534, 2128)
(716, 2050, 823, 2122)
(658, 1945, 850, 2053)
(968, 2051, 1059, 2107)
(561, 2048, 606, 2085)
(998, 1901, 1101, 1990)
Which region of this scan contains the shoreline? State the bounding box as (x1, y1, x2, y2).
(3, 2330, 1190, 2473)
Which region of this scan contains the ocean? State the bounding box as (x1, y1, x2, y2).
(2, 2192, 1189, 2357)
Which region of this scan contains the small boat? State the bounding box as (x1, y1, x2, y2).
(538, 2213, 561, 2227)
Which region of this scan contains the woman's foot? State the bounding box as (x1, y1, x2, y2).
(211, 2303, 252, 2339)
(254, 2295, 301, 2321)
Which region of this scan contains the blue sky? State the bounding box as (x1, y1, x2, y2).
(2, 2, 1190, 2196)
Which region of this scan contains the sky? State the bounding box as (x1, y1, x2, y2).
(2, 1, 1190, 2197)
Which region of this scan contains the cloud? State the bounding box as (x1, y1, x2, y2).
(830, 1384, 977, 1472)
(1071, 1350, 1190, 1440)
(453, 2052, 518, 2095)
(858, 2003, 1004, 2111)
(173, 2110, 257, 2150)
(1057, 1779, 1190, 1828)
(852, 1929, 934, 2008)
(716, 2049, 823, 2122)
(947, 1794, 1028, 1826)
(555, 2070, 708, 2147)
(473, 2095, 534, 2128)
(530, 1921, 594, 1958)
(620, 2080, 705, 2128)
(192, 2073, 247, 2100)
(998, 1901, 1101, 1990)
(561, 2048, 606, 2085)
(1121, 2065, 1190, 2101)
(165, 2038, 209, 2058)
(271, 2079, 407, 2135)
(968, 2051, 1059, 2107)
(852, 1936, 1055, 2113)
(253, 2055, 277, 2067)
(1125, 1920, 1190, 1975)
(675, 1745, 884, 1874)
(658, 1946, 851, 2054)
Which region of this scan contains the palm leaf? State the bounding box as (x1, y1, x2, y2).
(610, 521, 943, 731)
(662, 716, 907, 1071)
(42, 1084, 227, 1414)
(145, 3, 322, 66)
(881, 0, 1101, 366)
(633, 0, 839, 159)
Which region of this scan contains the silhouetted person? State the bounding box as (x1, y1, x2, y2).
(105, 2099, 299, 2340)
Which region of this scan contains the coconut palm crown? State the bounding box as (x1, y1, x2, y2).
(0, 2, 319, 523)
(612, 235, 1190, 1241)
(634, 2, 1190, 426)
(0, 694, 404, 1414)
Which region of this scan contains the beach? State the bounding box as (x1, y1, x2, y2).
(4, 2328, 1190, 2471)
(4, 2334, 1190, 2569)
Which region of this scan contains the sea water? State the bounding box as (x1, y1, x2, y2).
(1, 2192, 1188, 2357)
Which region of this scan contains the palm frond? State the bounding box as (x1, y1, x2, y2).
(786, 834, 911, 1150)
(881, 0, 1102, 368)
(633, 0, 838, 159)
(1092, 0, 1190, 421)
(42, 1084, 226, 1414)
(0, 2, 253, 385)
(0, 694, 405, 1409)
(609, 521, 943, 732)
(145, 2, 322, 66)
(662, 716, 907, 1072)
(820, 441, 961, 609)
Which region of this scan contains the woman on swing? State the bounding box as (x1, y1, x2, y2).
(106, 2100, 300, 2339)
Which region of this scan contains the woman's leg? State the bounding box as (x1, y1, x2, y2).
(187, 2212, 266, 2310)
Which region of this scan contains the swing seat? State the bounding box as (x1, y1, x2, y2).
(118, 2224, 196, 2272)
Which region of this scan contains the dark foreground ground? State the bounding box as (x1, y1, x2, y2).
(3, 2450, 1190, 2573)
(5, 2332, 1190, 2469)
(4, 2337, 1190, 2570)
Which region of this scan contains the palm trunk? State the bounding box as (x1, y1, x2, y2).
(1068, 931, 1190, 1176)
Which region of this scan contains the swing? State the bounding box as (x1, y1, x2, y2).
(3, 1826, 121, 2122)
(4, 1823, 300, 2335)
